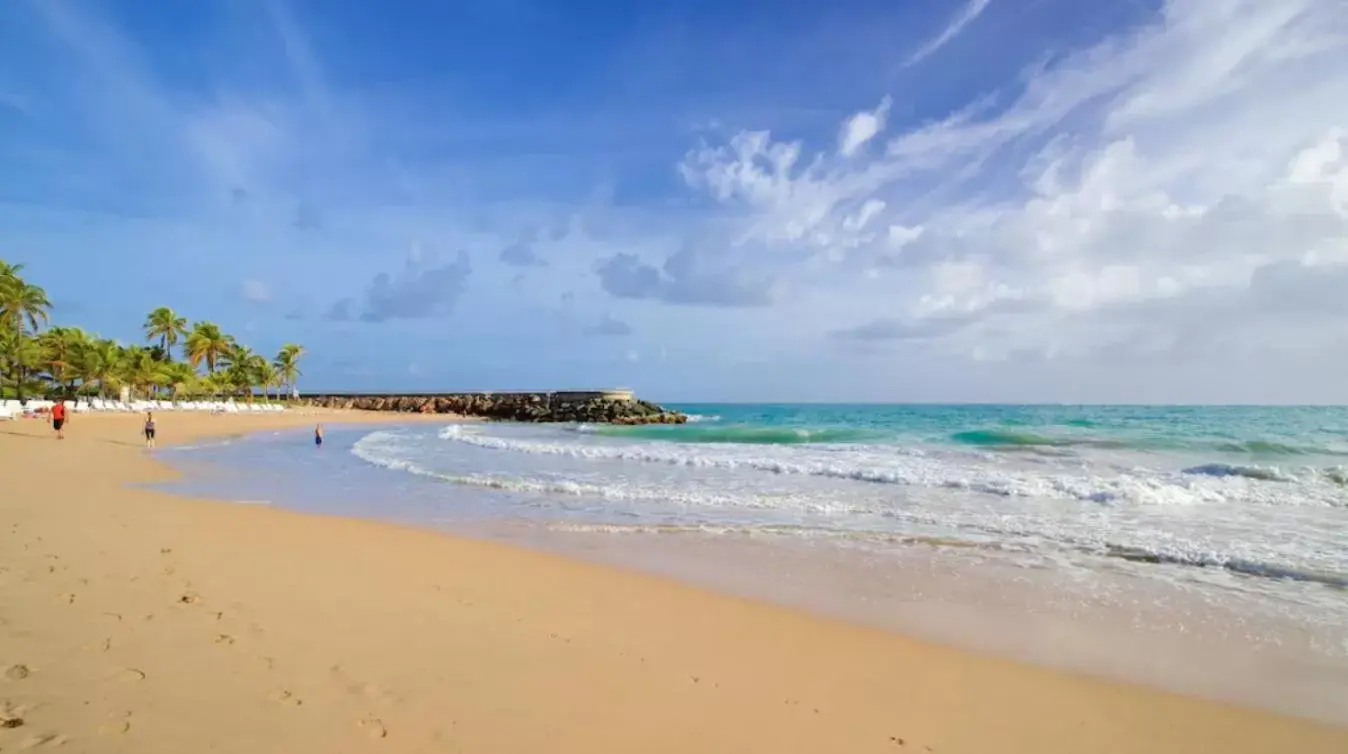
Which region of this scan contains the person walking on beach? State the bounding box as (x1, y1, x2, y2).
(314, 424, 324, 448)
(144, 411, 157, 450)
(50, 400, 66, 440)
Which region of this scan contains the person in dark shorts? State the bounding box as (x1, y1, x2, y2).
(314, 424, 324, 448)
(144, 411, 157, 450)
(51, 401, 67, 440)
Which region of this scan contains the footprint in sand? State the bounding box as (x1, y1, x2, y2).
(329, 667, 400, 705)
(269, 689, 303, 706)
(19, 732, 68, 749)
(358, 716, 388, 739)
(5, 664, 31, 681)
(1, 699, 27, 729)
(98, 712, 132, 735)
(111, 668, 147, 682)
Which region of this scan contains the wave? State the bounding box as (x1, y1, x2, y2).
(351, 431, 865, 513)
(951, 429, 1065, 447)
(433, 426, 1346, 508)
(1105, 546, 1348, 589)
(563, 412, 1348, 459)
(950, 429, 1131, 450)
(1182, 463, 1294, 482)
(588, 424, 882, 445)
(1214, 440, 1317, 456)
(951, 428, 1348, 457)
(349, 428, 1348, 593)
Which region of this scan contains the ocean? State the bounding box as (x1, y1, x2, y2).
(158, 404, 1348, 721)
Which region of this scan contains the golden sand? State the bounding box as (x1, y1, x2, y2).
(1, 410, 1344, 753)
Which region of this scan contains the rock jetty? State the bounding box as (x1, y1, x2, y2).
(301, 391, 687, 425)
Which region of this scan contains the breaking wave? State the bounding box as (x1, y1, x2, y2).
(431, 426, 1346, 508)
(588, 424, 882, 444)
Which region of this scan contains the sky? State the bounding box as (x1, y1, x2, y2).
(2, 0, 1347, 403)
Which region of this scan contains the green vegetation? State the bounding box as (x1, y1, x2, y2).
(1, 260, 305, 402)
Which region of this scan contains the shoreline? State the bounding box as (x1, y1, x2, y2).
(2, 411, 1345, 752)
(158, 421, 1348, 725)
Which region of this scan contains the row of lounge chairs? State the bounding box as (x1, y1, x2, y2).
(0, 398, 287, 420)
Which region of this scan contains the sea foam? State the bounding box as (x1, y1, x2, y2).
(431, 425, 1345, 508)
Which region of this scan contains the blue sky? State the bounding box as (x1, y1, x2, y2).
(3, 0, 1348, 403)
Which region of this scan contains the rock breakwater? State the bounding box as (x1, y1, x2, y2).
(301, 392, 687, 425)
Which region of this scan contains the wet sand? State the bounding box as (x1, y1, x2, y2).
(2, 410, 1345, 753)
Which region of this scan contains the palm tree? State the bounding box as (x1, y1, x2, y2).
(0, 327, 41, 399)
(160, 361, 197, 399)
(254, 360, 280, 402)
(197, 370, 227, 398)
(143, 307, 188, 362)
(220, 343, 263, 400)
(120, 345, 164, 399)
(274, 343, 305, 398)
(185, 321, 233, 374)
(38, 326, 89, 397)
(78, 338, 125, 398)
(2, 261, 310, 402)
(0, 266, 52, 399)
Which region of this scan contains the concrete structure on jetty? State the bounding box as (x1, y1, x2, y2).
(299, 390, 685, 425)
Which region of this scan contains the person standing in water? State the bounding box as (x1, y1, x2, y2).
(50, 400, 67, 440)
(144, 411, 157, 450)
(314, 424, 324, 448)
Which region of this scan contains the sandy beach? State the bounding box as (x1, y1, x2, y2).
(2, 411, 1345, 753)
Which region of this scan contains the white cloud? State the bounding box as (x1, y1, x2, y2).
(682, 0, 1348, 369)
(838, 97, 891, 157)
(906, 0, 993, 66)
(887, 224, 924, 248)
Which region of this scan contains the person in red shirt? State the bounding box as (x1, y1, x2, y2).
(50, 401, 66, 440)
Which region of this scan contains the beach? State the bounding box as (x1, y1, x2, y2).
(2, 411, 1346, 753)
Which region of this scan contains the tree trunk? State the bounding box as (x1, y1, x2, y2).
(13, 322, 24, 402)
